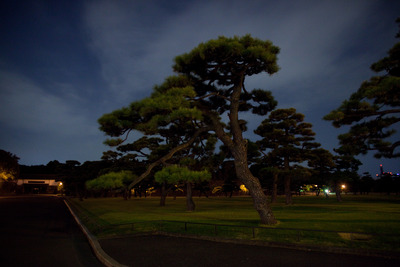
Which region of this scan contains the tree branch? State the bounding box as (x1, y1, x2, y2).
(229, 75, 246, 144)
(194, 92, 231, 102)
(344, 108, 400, 123)
(127, 126, 211, 189)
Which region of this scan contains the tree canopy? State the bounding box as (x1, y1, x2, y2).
(324, 18, 400, 158)
(86, 170, 136, 192)
(154, 165, 211, 185)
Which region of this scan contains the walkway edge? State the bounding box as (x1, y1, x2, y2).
(63, 199, 128, 267)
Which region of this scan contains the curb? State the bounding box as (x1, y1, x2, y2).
(63, 199, 128, 267)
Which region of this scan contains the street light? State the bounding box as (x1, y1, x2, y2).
(58, 182, 64, 196)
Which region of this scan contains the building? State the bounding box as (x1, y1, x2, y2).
(16, 173, 62, 194)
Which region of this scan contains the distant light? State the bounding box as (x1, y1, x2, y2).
(380, 164, 383, 167)
(59, 182, 63, 186)
(324, 189, 329, 193)
(240, 184, 248, 193)
(341, 184, 346, 189)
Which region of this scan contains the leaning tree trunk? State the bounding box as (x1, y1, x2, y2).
(186, 182, 195, 212)
(207, 80, 277, 225)
(271, 172, 278, 203)
(232, 146, 276, 225)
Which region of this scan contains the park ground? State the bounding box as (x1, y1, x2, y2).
(70, 194, 400, 254)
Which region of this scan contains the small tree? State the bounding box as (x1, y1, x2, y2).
(154, 165, 211, 211)
(86, 170, 136, 199)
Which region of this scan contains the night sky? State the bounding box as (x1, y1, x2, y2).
(0, 0, 399, 176)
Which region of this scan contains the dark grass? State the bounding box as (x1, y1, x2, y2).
(69, 194, 400, 251)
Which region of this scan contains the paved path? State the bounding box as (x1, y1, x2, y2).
(0, 195, 102, 267)
(99, 234, 400, 267)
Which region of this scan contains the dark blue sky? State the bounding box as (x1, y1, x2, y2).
(0, 0, 399, 176)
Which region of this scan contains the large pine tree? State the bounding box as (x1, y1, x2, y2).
(99, 35, 281, 225)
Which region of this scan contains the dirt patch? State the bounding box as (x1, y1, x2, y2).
(338, 232, 372, 241)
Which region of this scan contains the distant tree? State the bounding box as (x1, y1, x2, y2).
(251, 152, 283, 203)
(359, 172, 374, 194)
(77, 160, 113, 198)
(307, 148, 336, 196)
(332, 154, 361, 200)
(0, 150, 19, 193)
(214, 160, 240, 198)
(62, 160, 83, 199)
(86, 170, 136, 199)
(0, 150, 19, 181)
(324, 18, 400, 159)
(255, 108, 319, 204)
(154, 165, 211, 211)
(101, 151, 122, 162)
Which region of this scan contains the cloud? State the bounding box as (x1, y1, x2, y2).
(83, 0, 381, 111)
(146, 0, 382, 115)
(83, 0, 172, 103)
(0, 71, 97, 137)
(0, 70, 107, 165)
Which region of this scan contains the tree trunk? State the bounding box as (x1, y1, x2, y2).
(271, 172, 278, 203)
(335, 184, 342, 202)
(123, 188, 128, 200)
(206, 80, 277, 225)
(284, 175, 292, 205)
(232, 148, 276, 225)
(160, 182, 167, 206)
(186, 182, 195, 212)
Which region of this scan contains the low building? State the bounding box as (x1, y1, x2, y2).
(17, 174, 62, 194)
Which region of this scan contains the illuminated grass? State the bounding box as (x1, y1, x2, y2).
(69, 194, 400, 251)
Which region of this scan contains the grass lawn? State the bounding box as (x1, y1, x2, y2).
(69, 194, 400, 251)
